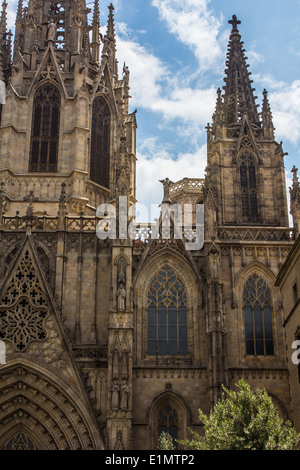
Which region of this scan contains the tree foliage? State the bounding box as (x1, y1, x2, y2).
(180, 379, 299, 450)
(157, 431, 176, 450)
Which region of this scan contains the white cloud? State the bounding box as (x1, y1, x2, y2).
(117, 35, 216, 127)
(136, 143, 207, 221)
(252, 73, 286, 91)
(151, 0, 223, 71)
(252, 74, 300, 145)
(270, 81, 300, 144)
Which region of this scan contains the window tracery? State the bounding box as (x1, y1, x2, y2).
(147, 266, 188, 356)
(0, 250, 48, 351)
(158, 404, 178, 448)
(5, 433, 36, 450)
(243, 273, 274, 356)
(90, 96, 110, 188)
(240, 151, 259, 222)
(29, 84, 60, 173)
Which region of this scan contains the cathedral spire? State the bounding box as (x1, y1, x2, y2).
(223, 15, 260, 125)
(91, 0, 101, 64)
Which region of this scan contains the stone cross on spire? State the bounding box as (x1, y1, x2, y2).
(228, 14, 241, 33)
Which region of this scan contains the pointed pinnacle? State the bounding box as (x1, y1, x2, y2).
(16, 0, 23, 24)
(262, 89, 274, 129)
(292, 166, 299, 186)
(92, 0, 100, 39)
(27, 0, 35, 16)
(93, 0, 100, 21)
(107, 3, 115, 41)
(0, 1, 8, 35)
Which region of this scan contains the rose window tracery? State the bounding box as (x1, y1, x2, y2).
(0, 250, 48, 351)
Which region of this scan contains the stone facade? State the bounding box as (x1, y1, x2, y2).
(276, 235, 300, 432)
(0, 3, 297, 450)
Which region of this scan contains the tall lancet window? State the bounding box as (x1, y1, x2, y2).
(147, 266, 188, 356)
(243, 274, 274, 356)
(90, 96, 111, 188)
(240, 151, 259, 222)
(29, 83, 60, 172)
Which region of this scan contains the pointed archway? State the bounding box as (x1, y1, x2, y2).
(0, 237, 104, 450)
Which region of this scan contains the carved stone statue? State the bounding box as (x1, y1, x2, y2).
(47, 19, 57, 42)
(111, 383, 120, 411)
(159, 177, 173, 203)
(123, 63, 130, 87)
(120, 384, 129, 410)
(117, 282, 126, 312)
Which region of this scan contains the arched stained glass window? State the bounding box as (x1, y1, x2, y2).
(29, 83, 60, 172)
(158, 404, 178, 448)
(243, 274, 274, 356)
(90, 96, 110, 188)
(240, 152, 259, 222)
(5, 433, 36, 450)
(147, 266, 188, 356)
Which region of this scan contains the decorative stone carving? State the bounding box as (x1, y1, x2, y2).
(0, 249, 48, 352)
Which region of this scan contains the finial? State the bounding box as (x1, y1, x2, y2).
(24, 191, 38, 218)
(292, 166, 299, 186)
(228, 14, 241, 33)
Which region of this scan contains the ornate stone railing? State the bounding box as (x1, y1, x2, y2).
(169, 178, 205, 197)
(1, 215, 102, 232)
(218, 226, 295, 242)
(132, 222, 199, 250)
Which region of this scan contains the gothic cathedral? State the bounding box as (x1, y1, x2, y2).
(0, 1, 299, 451)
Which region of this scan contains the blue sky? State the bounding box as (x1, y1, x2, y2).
(6, 1, 300, 222)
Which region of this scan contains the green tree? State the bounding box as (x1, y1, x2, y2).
(157, 431, 176, 450)
(180, 379, 299, 450)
